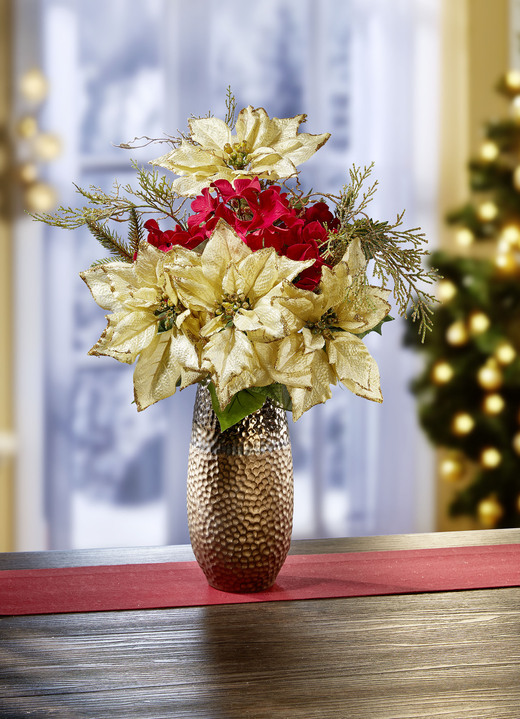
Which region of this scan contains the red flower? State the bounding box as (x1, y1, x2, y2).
(142, 178, 338, 289)
(143, 218, 202, 253)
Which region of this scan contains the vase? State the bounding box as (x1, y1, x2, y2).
(186, 385, 293, 592)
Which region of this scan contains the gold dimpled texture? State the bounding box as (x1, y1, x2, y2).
(187, 386, 294, 593)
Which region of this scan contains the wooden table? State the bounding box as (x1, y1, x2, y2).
(1, 529, 519, 718)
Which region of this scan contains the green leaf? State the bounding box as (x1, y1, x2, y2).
(358, 314, 394, 339)
(208, 383, 270, 431)
(265, 383, 293, 412)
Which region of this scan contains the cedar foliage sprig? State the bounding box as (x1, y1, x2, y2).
(224, 85, 238, 129)
(32, 163, 188, 262)
(321, 164, 437, 340)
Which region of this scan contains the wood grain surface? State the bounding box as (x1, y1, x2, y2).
(1, 530, 519, 719)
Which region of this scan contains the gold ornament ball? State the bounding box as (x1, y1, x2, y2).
(517, 494, 520, 513)
(506, 69, 520, 90)
(480, 141, 499, 161)
(439, 454, 465, 482)
(477, 201, 498, 222)
(495, 251, 517, 274)
(34, 133, 62, 162)
(451, 412, 475, 436)
(24, 182, 57, 213)
(495, 341, 516, 365)
(514, 166, 520, 192)
(446, 320, 469, 346)
(477, 362, 502, 390)
(477, 495, 504, 528)
(18, 162, 38, 184)
(455, 228, 474, 248)
(0, 145, 7, 173)
(500, 224, 520, 247)
(480, 447, 502, 469)
(20, 68, 48, 103)
(512, 432, 520, 455)
(513, 96, 520, 121)
(468, 311, 490, 335)
(431, 360, 454, 385)
(482, 393, 505, 415)
(436, 279, 457, 303)
(17, 115, 38, 139)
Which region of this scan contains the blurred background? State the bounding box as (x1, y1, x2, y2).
(0, 0, 516, 551)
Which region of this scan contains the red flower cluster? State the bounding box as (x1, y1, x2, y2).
(143, 177, 339, 289)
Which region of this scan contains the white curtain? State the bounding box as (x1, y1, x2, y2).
(13, 0, 440, 549)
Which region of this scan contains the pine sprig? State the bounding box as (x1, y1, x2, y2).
(128, 206, 144, 256)
(89, 256, 121, 268)
(86, 220, 133, 262)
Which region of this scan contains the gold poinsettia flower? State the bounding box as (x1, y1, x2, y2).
(80, 242, 203, 411)
(150, 105, 330, 196)
(274, 238, 392, 418)
(164, 219, 315, 408)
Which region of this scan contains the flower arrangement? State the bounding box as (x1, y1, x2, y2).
(37, 92, 436, 430)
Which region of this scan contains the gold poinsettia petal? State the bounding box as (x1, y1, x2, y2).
(188, 116, 232, 151)
(233, 299, 286, 340)
(341, 236, 367, 276)
(337, 285, 391, 334)
(168, 264, 218, 312)
(133, 331, 202, 411)
(202, 220, 251, 286)
(287, 350, 336, 421)
(200, 314, 225, 337)
(80, 262, 138, 311)
(168, 219, 314, 345)
(235, 106, 285, 150)
(89, 309, 157, 364)
(151, 141, 224, 174)
(234, 107, 330, 168)
(248, 149, 297, 180)
(202, 328, 267, 409)
(275, 280, 327, 327)
(326, 333, 382, 403)
(171, 175, 224, 197)
(301, 326, 326, 353)
(150, 106, 330, 196)
(255, 335, 313, 390)
(241, 250, 315, 300)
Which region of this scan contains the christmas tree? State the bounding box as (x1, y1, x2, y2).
(406, 71, 520, 529)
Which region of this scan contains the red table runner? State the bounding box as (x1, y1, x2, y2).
(1, 543, 519, 616)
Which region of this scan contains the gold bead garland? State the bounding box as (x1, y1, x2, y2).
(480, 447, 502, 469)
(439, 453, 465, 482)
(431, 361, 454, 385)
(477, 201, 498, 222)
(477, 495, 504, 528)
(455, 228, 474, 248)
(482, 393, 505, 415)
(477, 360, 503, 390)
(437, 280, 457, 303)
(480, 140, 499, 161)
(446, 320, 469, 346)
(468, 311, 490, 335)
(451, 412, 475, 436)
(494, 341, 516, 365)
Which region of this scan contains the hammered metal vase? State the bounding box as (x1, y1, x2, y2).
(187, 385, 294, 593)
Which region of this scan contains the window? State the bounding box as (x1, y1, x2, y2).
(14, 0, 440, 550)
